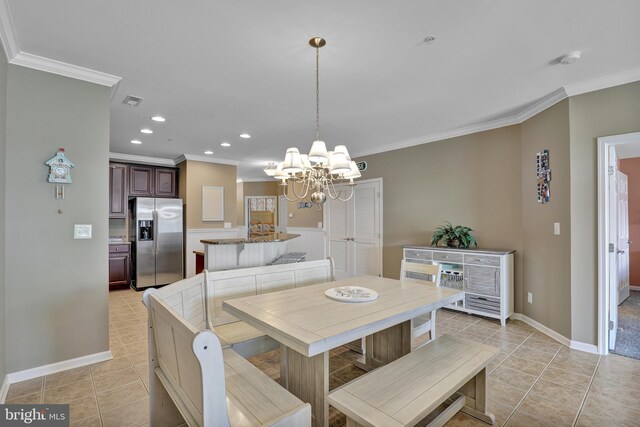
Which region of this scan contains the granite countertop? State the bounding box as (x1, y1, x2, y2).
(201, 233, 300, 245)
(404, 245, 515, 255)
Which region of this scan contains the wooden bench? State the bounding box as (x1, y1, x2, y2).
(328, 335, 498, 427)
(155, 258, 335, 357)
(144, 289, 311, 426)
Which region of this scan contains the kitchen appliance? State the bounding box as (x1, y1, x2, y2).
(130, 197, 183, 289)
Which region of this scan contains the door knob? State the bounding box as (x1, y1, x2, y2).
(617, 249, 626, 254)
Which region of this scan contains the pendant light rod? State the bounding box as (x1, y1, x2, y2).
(309, 37, 325, 141)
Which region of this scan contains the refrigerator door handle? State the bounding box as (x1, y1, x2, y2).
(153, 209, 158, 255)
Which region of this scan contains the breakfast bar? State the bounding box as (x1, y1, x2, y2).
(201, 232, 300, 271)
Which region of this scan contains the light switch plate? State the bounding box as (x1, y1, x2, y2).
(74, 224, 92, 239)
(554, 222, 560, 235)
(224, 222, 231, 228)
(318, 222, 323, 228)
(528, 292, 533, 304)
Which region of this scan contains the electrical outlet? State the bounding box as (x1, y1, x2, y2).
(527, 292, 533, 304)
(318, 222, 323, 228)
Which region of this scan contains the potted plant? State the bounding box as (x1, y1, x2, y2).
(431, 222, 477, 248)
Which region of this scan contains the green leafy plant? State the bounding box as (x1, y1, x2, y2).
(431, 222, 477, 248)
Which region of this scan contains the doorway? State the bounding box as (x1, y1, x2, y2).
(598, 131, 640, 356)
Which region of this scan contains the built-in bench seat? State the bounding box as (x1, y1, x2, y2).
(155, 258, 335, 355)
(328, 335, 498, 427)
(144, 288, 311, 426)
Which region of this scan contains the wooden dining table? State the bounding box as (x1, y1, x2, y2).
(222, 275, 464, 427)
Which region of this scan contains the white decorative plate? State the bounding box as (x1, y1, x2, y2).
(325, 286, 378, 303)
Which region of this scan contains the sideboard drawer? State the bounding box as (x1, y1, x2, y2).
(464, 265, 500, 297)
(109, 244, 130, 253)
(433, 251, 463, 263)
(404, 249, 432, 261)
(466, 294, 501, 315)
(464, 254, 500, 267)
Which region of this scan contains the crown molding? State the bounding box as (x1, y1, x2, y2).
(0, 0, 18, 59)
(515, 87, 568, 122)
(11, 51, 121, 87)
(564, 67, 640, 97)
(174, 154, 239, 166)
(109, 152, 175, 166)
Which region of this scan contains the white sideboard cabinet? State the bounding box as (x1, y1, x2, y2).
(403, 246, 515, 325)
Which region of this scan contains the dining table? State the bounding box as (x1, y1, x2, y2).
(222, 275, 464, 427)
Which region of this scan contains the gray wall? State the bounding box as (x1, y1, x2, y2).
(521, 100, 572, 338)
(4, 65, 111, 373)
(0, 42, 7, 383)
(569, 81, 640, 344)
(358, 126, 525, 313)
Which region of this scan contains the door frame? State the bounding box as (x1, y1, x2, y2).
(324, 177, 384, 277)
(597, 131, 640, 355)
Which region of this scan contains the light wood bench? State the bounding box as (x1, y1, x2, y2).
(144, 288, 311, 426)
(156, 258, 335, 356)
(328, 335, 498, 427)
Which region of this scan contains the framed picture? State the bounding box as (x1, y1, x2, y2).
(202, 186, 224, 221)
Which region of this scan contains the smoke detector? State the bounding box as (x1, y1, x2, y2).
(122, 95, 144, 107)
(560, 51, 581, 65)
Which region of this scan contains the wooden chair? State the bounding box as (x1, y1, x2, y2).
(400, 260, 443, 346)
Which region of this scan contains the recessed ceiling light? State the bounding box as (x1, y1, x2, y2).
(423, 36, 436, 44)
(130, 139, 142, 144)
(150, 115, 166, 122)
(239, 133, 251, 139)
(221, 142, 231, 147)
(204, 150, 213, 155)
(140, 128, 153, 134)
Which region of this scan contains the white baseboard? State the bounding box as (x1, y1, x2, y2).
(0, 374, 9, 403)
(511, 313, 600, 355)
(569, 340, 599, 354)
(630, 285, 640, 291)
(6, 350, 113, 386)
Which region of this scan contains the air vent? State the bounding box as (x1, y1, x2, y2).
(122, 95, 143, 107)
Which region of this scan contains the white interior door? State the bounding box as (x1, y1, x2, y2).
(609, 147, 619, 351)
(617, 171, 630, 304)
(326, 178, 382, 280)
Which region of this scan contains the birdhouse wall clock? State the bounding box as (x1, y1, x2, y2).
(45, 148, 75, 214)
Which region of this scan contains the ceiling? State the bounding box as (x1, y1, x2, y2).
(4, 0, 640, 179)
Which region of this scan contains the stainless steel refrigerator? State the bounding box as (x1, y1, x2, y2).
(130, 197, 183, 289)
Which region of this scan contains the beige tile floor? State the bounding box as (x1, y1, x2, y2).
(5, 287, 640, 426)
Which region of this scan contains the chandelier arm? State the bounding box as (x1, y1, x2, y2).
(281, 181, 302, 202)
(336, 184, 355, 202)
(291, 178, 310, 199)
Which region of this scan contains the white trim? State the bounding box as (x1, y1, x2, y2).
(597, 132, 640, 356)
(514, 88, 568, 122)
(174, 154, 239, 166)
(109, 152, 176, 166)
(11, 51, 121, 87)
(569, 340, 599, 354)
(564, 67, 640, 97)
(0, 0, 19, 60)
(511, 313, 571, 348)
(629, 285, 640, 291)
(0, 374, 9, 403)
(6, 351, 112, 385)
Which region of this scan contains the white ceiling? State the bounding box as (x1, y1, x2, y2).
(4, 0, 640, 179)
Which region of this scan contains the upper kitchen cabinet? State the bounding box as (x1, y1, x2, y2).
(109, 163, 128, 218)
(129, 165, 154, 196)
(128, 164, 179, 198)
(155, 168, 178, 197)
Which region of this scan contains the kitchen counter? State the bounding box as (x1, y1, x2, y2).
(200, 232, 299, 245)
(201, 233, 300, 271)
(403, 245, 515, 255)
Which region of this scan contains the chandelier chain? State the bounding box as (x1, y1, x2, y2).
(315, 46, 320, 141)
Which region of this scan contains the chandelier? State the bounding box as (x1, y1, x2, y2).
(265, 37, 361, 205)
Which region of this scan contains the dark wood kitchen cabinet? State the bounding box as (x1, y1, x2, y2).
(109, 243, 131, 288)
(108, 163, 128, 218)
(154, 168, 178, 197)
(129, 165, 154, 197)
(129, 165, 178, 198)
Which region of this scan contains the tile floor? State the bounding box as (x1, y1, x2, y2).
(5, 287, 640, 426)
